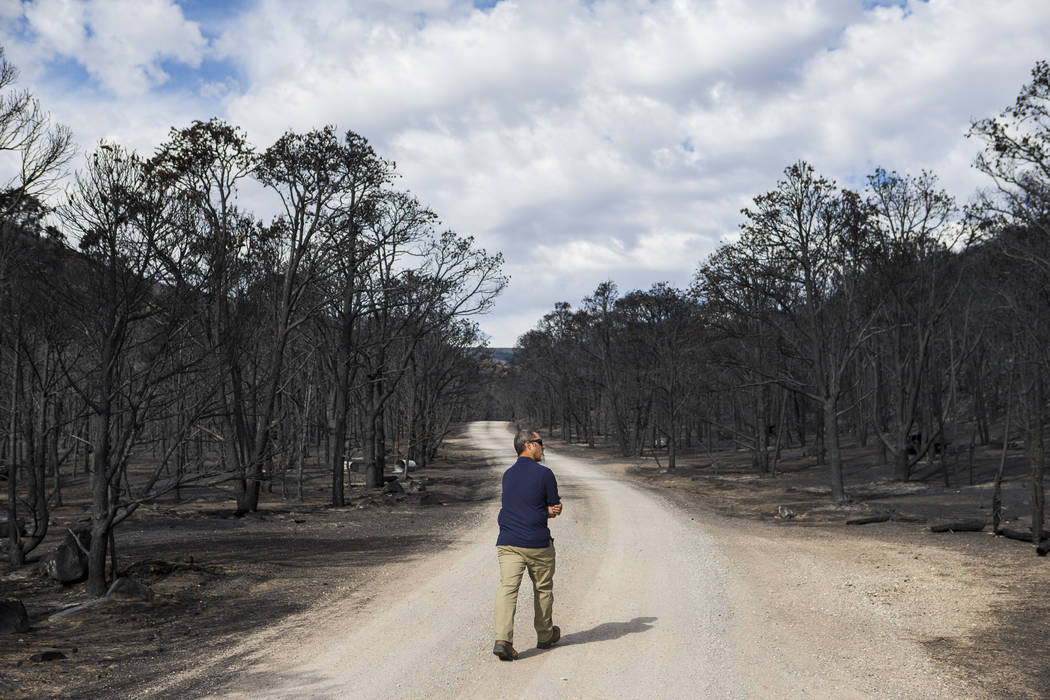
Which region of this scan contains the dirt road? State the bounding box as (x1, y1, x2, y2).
(143, 421, 979, 698)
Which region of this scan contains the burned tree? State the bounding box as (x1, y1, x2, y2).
(970, 60, 1050, 550)
(58, 143, 199, 595)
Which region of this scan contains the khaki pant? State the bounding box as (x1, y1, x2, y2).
(494, 544, 556, 645)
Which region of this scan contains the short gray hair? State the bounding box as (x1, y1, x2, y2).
(514, 429, 537, 455)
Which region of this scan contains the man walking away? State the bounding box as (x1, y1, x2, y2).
(492, 429, 563, 661)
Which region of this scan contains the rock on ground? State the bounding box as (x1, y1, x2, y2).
(0, 598, 30, 634)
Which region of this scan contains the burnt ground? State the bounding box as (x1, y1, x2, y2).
(0, 428, 500, 699)
(2, 425, 1049, 698)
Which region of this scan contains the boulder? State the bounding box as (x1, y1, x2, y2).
(105, 577, 153, 602)
(45, 529, 91, 584)
(0, 598, 30, 634)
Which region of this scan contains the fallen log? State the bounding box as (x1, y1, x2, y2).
(994, 528, 1049, 543)
(846, 514, 891, 525)
(48, 577, 153, 621)
(930, 520, 986, 533)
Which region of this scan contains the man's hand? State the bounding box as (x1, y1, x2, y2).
(547, 503, 563, 518)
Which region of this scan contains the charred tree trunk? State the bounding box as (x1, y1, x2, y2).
(1029, 374, 1045, 552)
(752, 385, 768, 475)
(329, 373, 349, 506)
(364, 375, 383, 489)
(667, 422, 677, 471)
(772, 387, 788, 478)
(87, 371, 114, 597)
(6, 327, 22, 565)
(824, 394, 845, 503)
(993, 373, 1013, 533)
(793, 392, 807, 451)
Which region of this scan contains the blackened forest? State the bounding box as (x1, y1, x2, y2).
(4, 48, 1050, 593)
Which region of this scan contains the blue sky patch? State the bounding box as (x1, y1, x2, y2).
(861, 0, 928, 8)
(174, 0, 252, 39)
(39, 56, 95, 94)
(155, 56, 240, 95)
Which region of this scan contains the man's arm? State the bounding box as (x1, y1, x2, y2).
(544, 469, 561, 518)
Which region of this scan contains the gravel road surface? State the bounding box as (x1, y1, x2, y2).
(148, 421, 976, 699)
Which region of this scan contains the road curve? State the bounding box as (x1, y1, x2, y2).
(155, 421, 971, 699)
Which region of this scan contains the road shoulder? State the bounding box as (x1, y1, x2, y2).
(548, 438, 1050, 699)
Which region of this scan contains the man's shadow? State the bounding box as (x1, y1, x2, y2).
(518, 617, 656, 658)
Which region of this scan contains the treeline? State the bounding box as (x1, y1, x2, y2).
(505, 61, 1050, 543)
(0, 49, 505, 594)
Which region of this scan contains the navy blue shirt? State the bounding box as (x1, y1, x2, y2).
(496, 457, 560, 548)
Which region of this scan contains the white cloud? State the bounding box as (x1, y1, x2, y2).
(0, 0, 20, 20)
(533, 239, 629, 276)
(23, 0, 86, 57)
(18, 0, 207, 95)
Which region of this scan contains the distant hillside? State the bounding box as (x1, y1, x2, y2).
(473, 346, 516, 364)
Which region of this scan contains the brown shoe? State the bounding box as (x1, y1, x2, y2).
(537, 625, 560, 649)
(493, 641, 518, 661)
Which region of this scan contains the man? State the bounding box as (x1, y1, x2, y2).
(493, 429, 563, 661)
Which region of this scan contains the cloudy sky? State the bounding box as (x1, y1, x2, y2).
(1, 0, 1048, 345)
